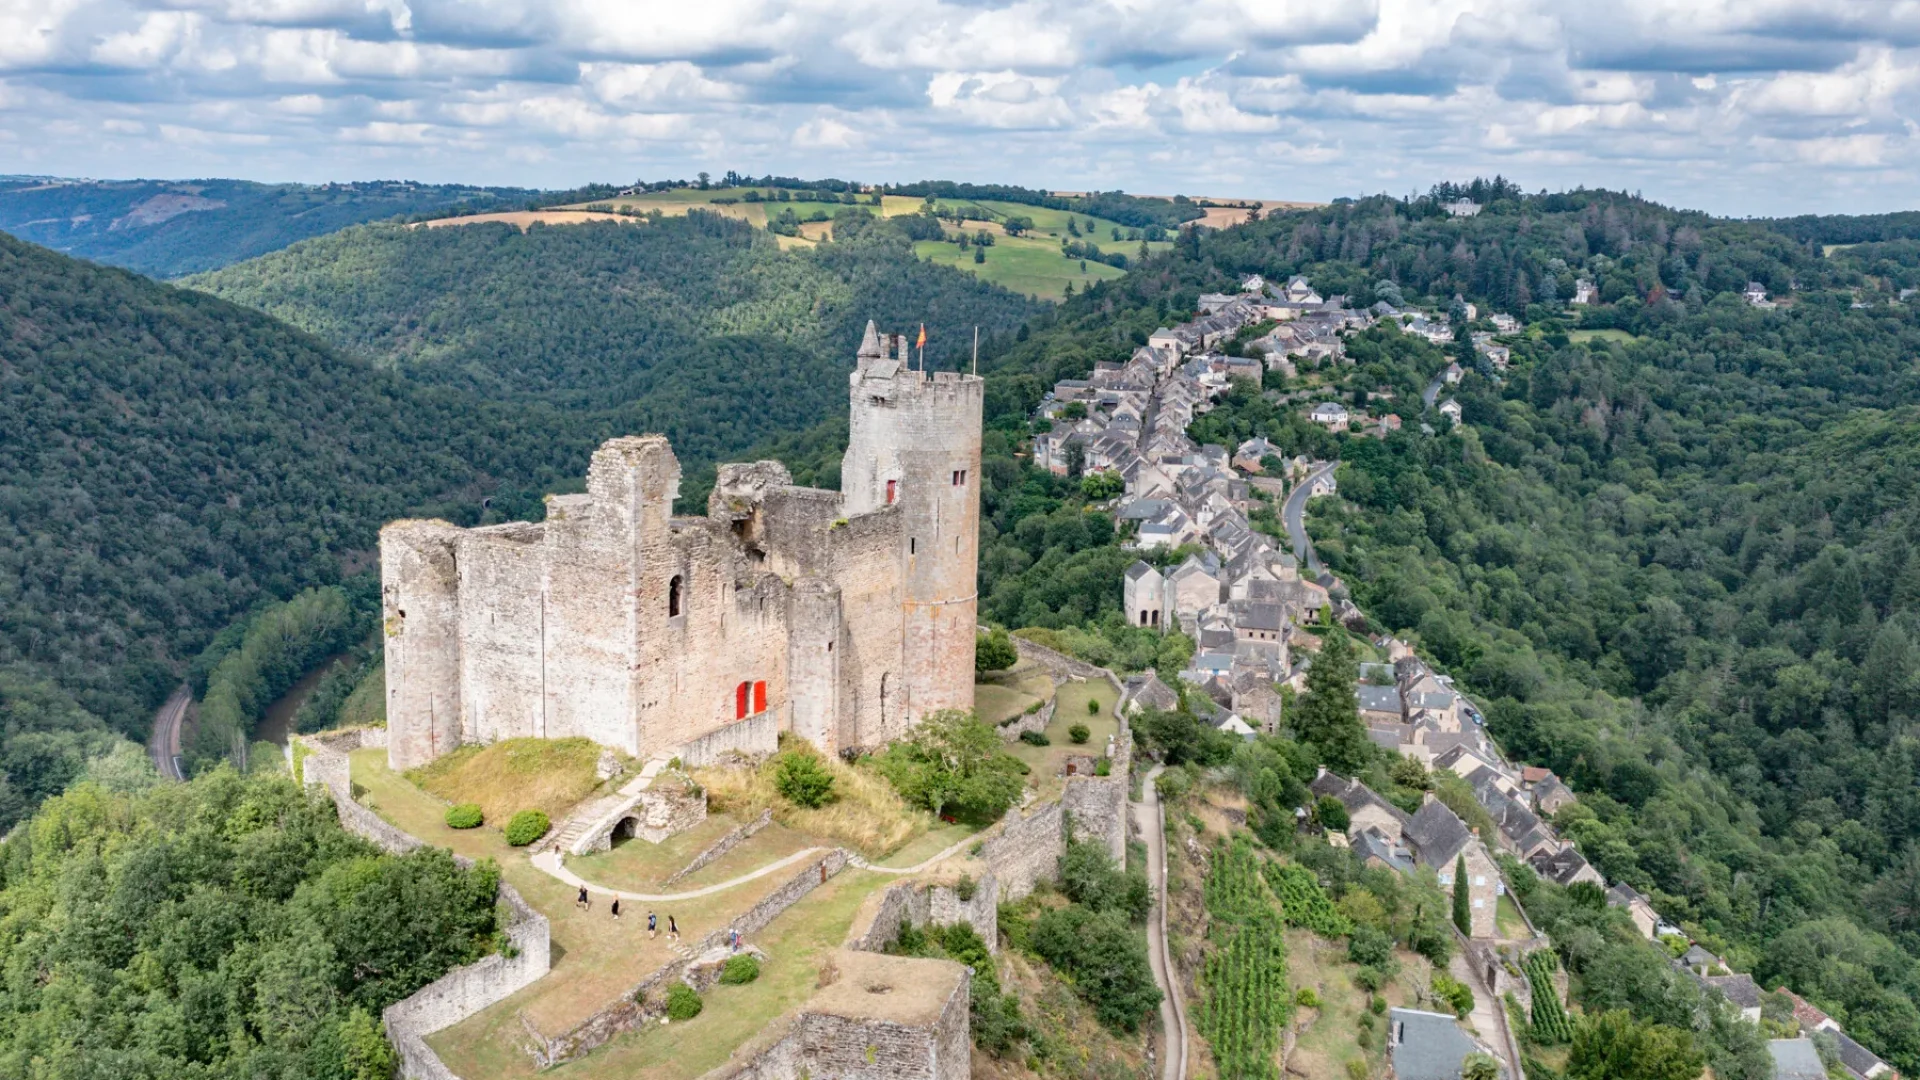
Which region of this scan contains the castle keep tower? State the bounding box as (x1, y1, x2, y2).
(381, 320, 979, 771)
(842, 322, 984, 731)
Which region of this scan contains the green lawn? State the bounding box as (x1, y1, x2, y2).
(1568, 328, 1638, 345)
(975, 666, 1055, 725)
(1010, 677, 1121, 800)
(871, 820, 977, 870)
(349, 749, 792, 1044)
(465, 869, 888, 1080)
(1496, 893, 1532, 940)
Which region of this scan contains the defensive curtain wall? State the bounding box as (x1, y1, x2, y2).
(291, 634, 1137, 1079)
(293, 729, 551, 1080)
(382, 322, 983, 774)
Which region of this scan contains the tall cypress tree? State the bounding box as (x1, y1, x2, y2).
(1453, 854, 1472, 934)
(1293, 627, 1368, 774)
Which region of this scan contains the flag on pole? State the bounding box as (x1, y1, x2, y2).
(916, 324, 927, 349)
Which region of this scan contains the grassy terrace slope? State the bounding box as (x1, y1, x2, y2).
(553, 188, 1176, 299)
(187, 212, 1041, 415)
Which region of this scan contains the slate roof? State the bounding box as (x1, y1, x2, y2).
(1404, 797, 1473, 867)
(1835, 1031, 1890, 1078)
(1529, 844, 1595, 887)
(1358, 685, 1404, 714)
(1703, 972, 1762, 1010)
(1353, 827, 1415, 873)
(1125, 560, 1158, 582)
(1309, 771, 1412, 827)
(1388, 1009, 1482, 1080)
(1122, 672, 1179, 714)
(1769, 1039, 1828, 1080)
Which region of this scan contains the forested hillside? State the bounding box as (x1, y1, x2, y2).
(187, 210, 1041, 415)
(0, 177, 536, 278)
(0, 210, 1038, 828)
(0, 231, 619, 823)
(951, 189, 1920, 1072)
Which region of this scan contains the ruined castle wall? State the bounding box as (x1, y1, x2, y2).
(824, 508, 907, 749)
(540, 487, 639, 754)
(675, 711, 780, 767)
(787, 579, 842, 752)
(383, 522, 465, 771)
(981, 801, 1065, 902)
(454, 526, 545, 746)
(1063, 775, 1128, 865)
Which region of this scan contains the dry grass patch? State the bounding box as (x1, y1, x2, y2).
(694, 744, 932, 859)
(415, 210, 636, 230)
(406, 736, 618, 825)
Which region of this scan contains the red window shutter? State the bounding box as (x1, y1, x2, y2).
(754, 681, 767, 713)
(886, 479, 897, 504)
(735, 682, 749, 719)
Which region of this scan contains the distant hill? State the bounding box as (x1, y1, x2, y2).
(186, 210, 1043, 411)
(0, 177, 538, 277)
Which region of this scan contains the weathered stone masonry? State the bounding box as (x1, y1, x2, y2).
(383, 322, 984, 772)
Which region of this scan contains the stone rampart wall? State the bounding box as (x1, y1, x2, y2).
(844, 870, 998, 955)
(291, 728, 552, 1080)
(1063, 774, 1128, 865)
(665, 808, 773, 885)
(980, 801, 1064, 902)
(676, 710, 780, 767)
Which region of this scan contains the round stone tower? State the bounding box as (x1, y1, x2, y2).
(842, 321, 984, 729)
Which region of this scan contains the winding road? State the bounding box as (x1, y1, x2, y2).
(1135, 763, 1188, 1080)
(147, 684, 190, 781)
(1282, 461, 1337, 573)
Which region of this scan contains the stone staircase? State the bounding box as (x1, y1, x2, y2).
(537, 756, 675, 857)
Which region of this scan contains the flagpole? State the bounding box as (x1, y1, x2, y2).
(972, 326, 978, 375)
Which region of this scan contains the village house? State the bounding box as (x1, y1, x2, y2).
(1572, 279, 1596, 305)
(1404, 795, 1500, 938)
(1529, 841, 1605, 888)
(1437, 398, 1463, 423)
(1309, 401, 1351, 431)
(1311, 769, 1412, 844)
(1607, 883, 1661, 940)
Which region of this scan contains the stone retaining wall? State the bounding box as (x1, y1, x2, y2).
(845, 869, 999, 955)
(291, 728, 553, 1080)
(530, 848, 853, 1068)
(998, 697, 1053, 741)
(666, 808, 774, 885)
(676, 710, 780, 767)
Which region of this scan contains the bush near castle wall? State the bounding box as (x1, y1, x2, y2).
(445, 803, 483, 829)
(505, 809, 550, 846)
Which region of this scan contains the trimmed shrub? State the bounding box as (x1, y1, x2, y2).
(1068, 723, 1091, 744)
(445, 803, 483, 829)
(1019, 729, 1050, 746)
(504, 809, 550, 847)
(1086, 698, 1100, 715)
(719, 955, 761, 985)
(1296, 987, 1321, 1008)
(774, 752, 836, 808)
(666, 982, 703, 1020)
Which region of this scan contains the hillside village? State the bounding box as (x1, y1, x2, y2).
(1036, 274, 1901, 1080)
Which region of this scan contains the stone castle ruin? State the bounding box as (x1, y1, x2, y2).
(381, 322, 983, 770)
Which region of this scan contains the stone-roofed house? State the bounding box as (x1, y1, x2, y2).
(1529, 842, 1604, 888)
(1770, 1039, 1829, 1080)
(1309, 402, 1351, 431)
(1353, 827, 1416, 873)
(1121, 671, 1180, 716)
(1388, 1008, 1487, 1080)
(1835, 1031, 1896, 1079)
(1702, 972, 1763, 1024)
(1404, 795, 1499, 938)
(1607, 883, 1660, 940)
(1358, 684, 1405, 725)
(1124, 561, 1164, 630)
(1311, 769, 1413, 843)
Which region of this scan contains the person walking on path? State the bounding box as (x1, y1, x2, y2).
(729, 928, 740, 953)
(668, 914, 679, 941)
(610, 898, 621, 920)
(576, 886, 590, 911)
(648, 911, 658, 939)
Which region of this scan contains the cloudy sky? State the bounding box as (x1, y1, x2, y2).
(4, 0, 1918, 216)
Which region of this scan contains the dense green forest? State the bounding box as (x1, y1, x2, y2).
(187, 210, 1040, 414)
(0, 178, 538, 278)
(0, 767, 502, 1077)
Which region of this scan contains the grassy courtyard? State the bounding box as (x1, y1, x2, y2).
(349, 750, 799, 1041)
(1009, 677, 1121, 801)
(432, 868, 888, 1080)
